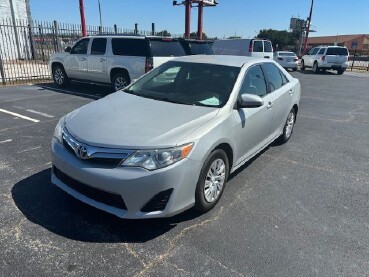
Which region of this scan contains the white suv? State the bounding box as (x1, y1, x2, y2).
(50, 35, 186, 91)
(301, 46, 349, 75)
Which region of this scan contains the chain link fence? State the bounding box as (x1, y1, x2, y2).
(0, 19, 181, 85)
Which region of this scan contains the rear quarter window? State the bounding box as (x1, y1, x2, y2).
(326, 48, 349, 56)
(150, 40, 186, 57)
(112, 38, 149, 56)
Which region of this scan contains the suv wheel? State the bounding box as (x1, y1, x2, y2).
(112, 72, 130, 91)
(313, 62, 320, 74)
(194, 149, 229, 212)
(337, 69, 345, 75)
(300, 60, 305, 70)
(52, 65, 69, 87)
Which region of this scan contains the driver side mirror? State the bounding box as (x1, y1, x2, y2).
(65, 46, 71, 53)
(237, 93, 264, 109)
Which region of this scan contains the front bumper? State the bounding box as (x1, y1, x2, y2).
(51, 138, 202, 219)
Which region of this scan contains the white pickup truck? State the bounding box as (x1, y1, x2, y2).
(50, 35, 186, 91)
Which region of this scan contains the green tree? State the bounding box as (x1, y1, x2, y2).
(257, 29, 298, 50)
(157, 30, 171, 37)
(190, 32, 208, 40)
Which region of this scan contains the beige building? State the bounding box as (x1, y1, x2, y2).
(307, 34, 369, 51)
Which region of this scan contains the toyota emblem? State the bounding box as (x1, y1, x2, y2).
(76, 145, 88, 159)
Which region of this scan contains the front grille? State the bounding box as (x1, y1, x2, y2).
(141, 189, 173, 213)
(53, 166, 127, 210)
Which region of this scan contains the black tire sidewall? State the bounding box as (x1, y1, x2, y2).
(301, 60, 305, 70)
(195, 149, 229, 212)
(313, 62, 319, 73)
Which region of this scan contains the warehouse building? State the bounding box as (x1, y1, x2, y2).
(307, 34, 369, 51)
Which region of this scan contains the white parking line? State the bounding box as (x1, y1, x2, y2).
(0, 109, 40, 123)
(18, 146, 42, 153)
(0, 139, 12, 144)
(26, 109, 54, 118)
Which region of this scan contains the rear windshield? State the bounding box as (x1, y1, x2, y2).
(150, 40, 186, 57)
(279, 52, 296, 57)
(188, 42, 213, 55)
(112, 38, 149, 56)
(264, 41, 273, 52)
(326, 47, 348, 56)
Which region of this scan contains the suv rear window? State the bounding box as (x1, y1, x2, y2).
(253, 41, 263, 52)
(263, 41, 272, 52)
(326, 47, 348, 56)
(112, 38, 149, 56)
(150, 40, 186, 57)
(188, 42, 213, 55)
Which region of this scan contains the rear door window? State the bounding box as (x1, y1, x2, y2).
(326, 47, 348, 56)
(150, 40, 186, 57)
(262, 63, 284, 92)
(91, 38, 107, 55)
(253, 41, 263, 52)
(263, 41, 272, 52)
(112, 38, 149, 56)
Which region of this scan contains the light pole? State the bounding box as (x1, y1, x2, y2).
(98, 0, 103, 33)
(303, 0, 314, 54)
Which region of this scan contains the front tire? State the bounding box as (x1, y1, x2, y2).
(300, 60, 305, 70)
(52, 65, 69, 87)
(194, 149, 229, 212)
(278, 108, 296, 144)
(112, 72, 130, 91)
(337, 69, 345, 75)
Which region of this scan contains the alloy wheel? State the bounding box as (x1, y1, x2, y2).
(54, 68, 64, 85)
(285, 111, 295, 139)
(204, 159, 226, 203)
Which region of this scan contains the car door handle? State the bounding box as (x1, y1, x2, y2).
(289, 89, 293, 95)
(264, 56, 270, 59)
(100, 58, 106, 62)
(267, 102, 273, 109)
(81, 57, 86, 61)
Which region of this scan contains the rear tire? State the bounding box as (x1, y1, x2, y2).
(292, 68, 297, 72)
(111, 72, 130, 91)
(313, 62, 320, 74)
(194, 149, 229, 213)
(337, 69, 345, 75)
(277, 108, 296, 144)
(300, 60, 305, 70)
(52, 64, 69, 87)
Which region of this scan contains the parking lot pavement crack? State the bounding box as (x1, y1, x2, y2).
(167, 262, 191, 276)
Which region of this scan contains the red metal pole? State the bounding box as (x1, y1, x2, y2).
(185, 0, 191, 39)
(303, 0, 314, 54)
(197, 1, 203, 40)
(79, 0, 87, 37)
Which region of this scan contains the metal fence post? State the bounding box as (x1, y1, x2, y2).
(114, 24, 117, 34)
(134, 23, 138, 35)
(53, 21, 59, 52)
(38, 24, 45, 61)
(0, 53, 6, 85)
(351, 49, 356, 71)
(28, 24, 35, 60)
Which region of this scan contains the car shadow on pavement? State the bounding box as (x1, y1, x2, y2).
(35, 82, 113, 100)
(11, 169, 203, 243)
(298, 69, 338, 75)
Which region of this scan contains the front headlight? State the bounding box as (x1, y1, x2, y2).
(121, 143, 193, 170)
(53, 116, 65, 143)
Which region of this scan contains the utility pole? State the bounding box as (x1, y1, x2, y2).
(98, 0, 102, 33)
(197, 1, 204, 40)
(79, 0, 87, 37)
(303, 0, 314, 54)
(185, 0, 191, 39)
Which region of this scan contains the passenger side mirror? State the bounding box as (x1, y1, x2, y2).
(238, 93, 264, 109)
(65, 46, 71, 53)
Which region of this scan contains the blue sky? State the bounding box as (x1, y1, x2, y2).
(29, 0, 369, 38)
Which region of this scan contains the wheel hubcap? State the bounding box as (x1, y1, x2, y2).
(285, 111, 295, 138)
(54, 69, 64, 85)
(114, 77, 127, 91)
(204, 159, 226, 203)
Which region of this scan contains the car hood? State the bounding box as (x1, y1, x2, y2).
(65, 92, 219, 149)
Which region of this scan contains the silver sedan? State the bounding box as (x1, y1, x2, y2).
(274, 51, 299, 71)
(51, 55, 301, 219)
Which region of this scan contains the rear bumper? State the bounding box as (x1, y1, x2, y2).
(319, 62, 349, 70)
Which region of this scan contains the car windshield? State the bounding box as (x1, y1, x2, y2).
(326, 47, 348, 56)
(279, 52, 296, 57)
(124, 61, 240, 108)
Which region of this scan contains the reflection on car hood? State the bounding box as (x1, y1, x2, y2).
(65, 92, 219, 148)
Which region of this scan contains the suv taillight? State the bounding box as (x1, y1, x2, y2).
(321, 55, 326, 61)
(145, 57, 153, 73)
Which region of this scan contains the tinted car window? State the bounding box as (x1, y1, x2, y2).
(279, 52, 296, 57)
(150, 40, 186, 57)
(262, 63, 284, 92)
(126, 61, 240, 108)
(253, 41, 263, 52)
(318, 48, 325, 55)
(188, 42, 213, 55)
(326, 47, 349, 56)
(264, 41, 272, 52)
(112, 38, 149, 56)
(309, 48, 319, 55)
(71, 38, 89, 54)
(280, 71, 289, 85)
(240, 65, 267, 97)
(91, 38, 107, 55)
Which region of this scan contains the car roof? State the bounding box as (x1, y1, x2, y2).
(171, 55, 268, 67)
(276, 51, 296, 53)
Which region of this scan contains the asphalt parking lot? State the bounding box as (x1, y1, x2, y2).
(1, 71, 369, 276)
